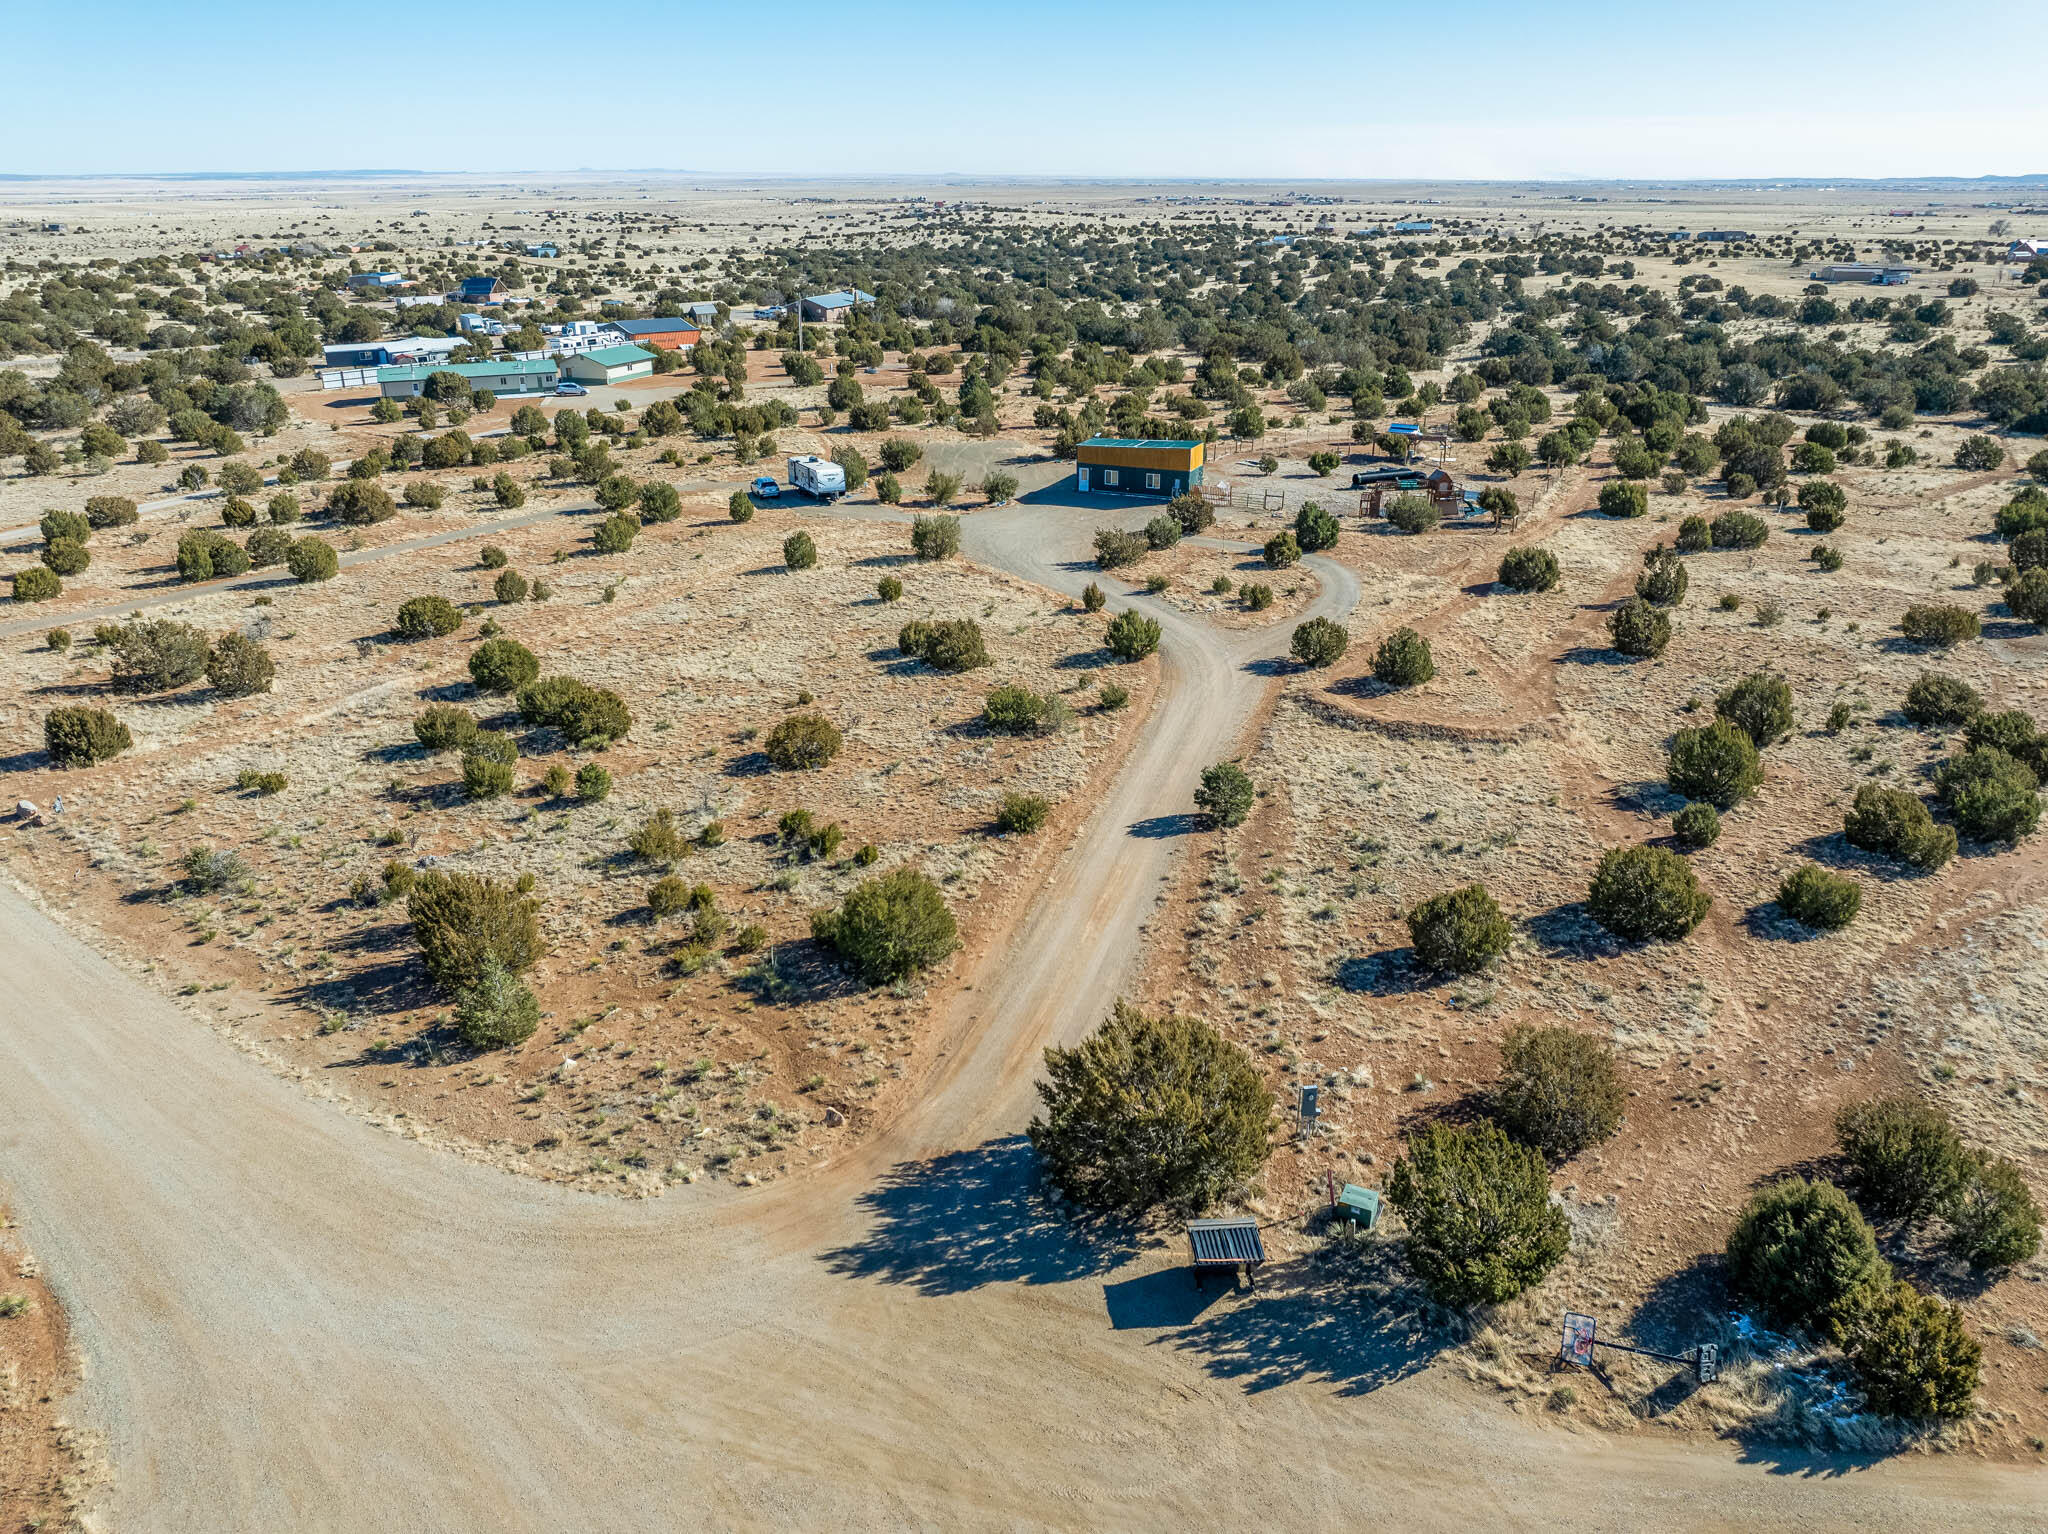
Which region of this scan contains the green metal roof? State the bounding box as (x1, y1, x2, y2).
(1080, 435, 1202, 450)
(576, 344, 655, 368)
(376, 359, 557, 382)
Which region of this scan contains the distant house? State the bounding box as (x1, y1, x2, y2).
(323, 335, 467, 369)
(561, 344, 656, 386)
(1812, 263, 1915, 284)
(375, 358, 558, 399)
(1391, 220, 1434, 234)
(451, 275, 506, 305)
(346, 271, 406, 291)
(2008, 238, 2048, 262)
(680, 301, 721, 323)
(799, 289, 876, 323)
(604, 316, 702, 352)
(524, 242, 559, 258)
(1695, 230, 1753, 243)
(1074, 437, 1205, 499)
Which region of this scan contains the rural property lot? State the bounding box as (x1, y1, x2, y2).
(3, 169, 2048, 1528)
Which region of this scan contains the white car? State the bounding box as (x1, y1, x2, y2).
(750, 476, 780, 498)
(554, 381, 587, 397)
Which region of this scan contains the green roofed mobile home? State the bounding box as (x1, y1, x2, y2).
(1075, 436, 1205, 498)
(375, 358, 559, 398)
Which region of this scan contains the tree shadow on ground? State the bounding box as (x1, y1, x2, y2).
(1328, 673, 1394, 700)
(0, 749, 48, 774)
(1164, 1240, 1453, 1397)
(1741, 902, 1829, 943)
(819, 1135, 1136, 1296)
(1790, 831, 1930, 883)
(1127, 811, 1204, 839)
(730, 938, 866, 1007)
(287, 955, 434, 1022)
(720, 750, 774, 777)
(1555, 645, 1637, 666)
(1524, 902, 1616, 959)
(1241, 654, 1293, 677)
(1332, 947, 1432, 997)
(1053, 647, 1119, 671)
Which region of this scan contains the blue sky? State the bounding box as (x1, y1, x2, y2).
(11, 0, 2048, 179)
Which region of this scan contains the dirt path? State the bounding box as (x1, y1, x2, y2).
(0, 506, 2041, 1530)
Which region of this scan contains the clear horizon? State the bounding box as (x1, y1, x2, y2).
(13, 0, 2048, 182)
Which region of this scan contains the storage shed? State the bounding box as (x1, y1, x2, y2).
(561, 344, 656, 385)
(1075, 436, 1204, 498)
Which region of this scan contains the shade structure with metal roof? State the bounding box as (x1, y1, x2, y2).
(1186, 1217, 1266, 1286)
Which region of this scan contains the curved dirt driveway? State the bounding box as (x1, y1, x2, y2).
(0, 506, 2038, 1530)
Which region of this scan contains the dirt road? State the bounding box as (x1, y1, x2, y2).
(1, 506, 2040, 1530)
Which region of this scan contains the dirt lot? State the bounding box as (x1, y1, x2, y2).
(2, 479, 1153, 1193)
(1138, 423, 2048, 1452)
(0, 1200, 97, 1531)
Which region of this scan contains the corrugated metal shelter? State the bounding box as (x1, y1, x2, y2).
(1075, 436, 1204, 498)
(1186, 1218, 1266, 1288)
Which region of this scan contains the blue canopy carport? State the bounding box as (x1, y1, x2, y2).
(1186, 1217, 1266, 1290)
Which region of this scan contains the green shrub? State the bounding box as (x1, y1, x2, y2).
(407, 870, 542, 993)
(11, 565, 59, 602)
(593, 511, 641, 555)
(39, 509, 89, 546)
(1946, 1153, 2043, 1270)
(1494, 1024, 1625, 1160)
(1843, 1284, 1981, 1420)
(782, 530, 816, 569)
(46, 628, 70, 653)
(629, 808, 685, 864)
(1635, 546, 1688, 607)
(44, 705, 131, 766)
(1777, 863, 1861, 929)
(1672, 801, 1721, 849)
(1962, 709, 2045, 772)
(1194, 761, 1255, 827)
(1145, 514, 1182, 551)
(396, 595, 462, 640)
(1097, 683, 1129, 711)
(1608, 597, 1670, 658)
(1899, 603, 1979, 648)
(402, 480, 445, 511)
(900, 617, 991, 672)
(182, 846, 247, 892)
(1384, 494, 1438, 535)
(1407, 883, 1511, 975)
(1372, 626, 1433, 687)
(1587, 844, 1711, 941)
(1843, 783, 1956, 870)
(461, 732, 517, 798)
(414, 705, 478, 753)
(637, 481, 680, 523)
(1094, 528, 1147, 569)
(1724, 1178, 1887, 1339)
(109, 618, 210, 692)
(877, 575, 903, 602)
(1262, 529, 1302, 566)
(39, 533, 89, 576)
(517, 676, 631, 744)
(728, 490, 754, 523)
(85, 495, 138, 528)
(1715, 672, 1794, 746)
(479, 545, 508, 569)
(1498, 546, 1559, 593)
(1953, 434, 2004, 472)
(1668, 720, 1761, 807)
(911, 514, 961, 560)
(245, 526, 292, 567)
(1289, 616, 1348, 668)
(995, 792, 1051, 834)
(1028, 1000, 1272, 1214)
(1242, 583, 1274, 611)
(1170, 491, 1214, 534)
(983, 684, 1069, 736)
(1710, 510, 1769, 549)
(327, 481, 397, 525)
(493, 568, 529, 604)
(1386, 1121, 1571, 1308)
(1105, 609, 1161, 661)
(1835, 1097, 1968, 1222)
(287, 536, 338, 583)
(2009, 567, 2048, 628)
(206, 632, 273, 697)
(452, 957, 540, 1051)
(1081, 581, 1106, 612)
(647, 875, 690, 919)
(236, 769, 287, 795)
(1294, 501, 1339, 552)
(810, 866, 959, 984)
(765, 712, 843, 770)
(1598, 481, 1648, 518)
(219, 496, 257, 530)
(575, 762, 612, 802)
(1936, 746, 2040, 842)
(468, 637, 539, 693)
(175, 528, 247, 582)
(1675, 514, 1710, 552)
(1902, 672, 1981, 729)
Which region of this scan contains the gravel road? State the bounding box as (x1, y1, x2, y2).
(0, 504, 2039, 1530)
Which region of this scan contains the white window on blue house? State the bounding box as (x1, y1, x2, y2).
(1146, 472, 1161, 489)
(1102, 468, 1120, 487)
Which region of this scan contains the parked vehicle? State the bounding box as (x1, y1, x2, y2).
(787, 455, 846, 502)
(555, 381, 588, 396)
(750, 476, 781, 498)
